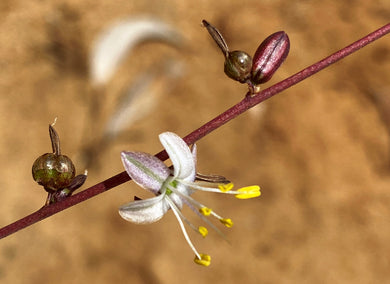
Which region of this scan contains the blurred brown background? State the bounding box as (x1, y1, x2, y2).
(0, 0, 389, 283)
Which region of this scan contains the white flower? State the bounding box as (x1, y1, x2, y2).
(119, 132, 260, 266)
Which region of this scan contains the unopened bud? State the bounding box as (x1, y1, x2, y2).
(251, 31, 290, 85)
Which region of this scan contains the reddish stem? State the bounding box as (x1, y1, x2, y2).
(0, 22, 389, 240)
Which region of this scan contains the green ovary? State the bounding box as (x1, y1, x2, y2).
(33, 169, 74, 191)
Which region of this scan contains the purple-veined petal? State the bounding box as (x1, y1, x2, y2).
(121, 151, 170, 194)
(119, 193, 170, 224)
(159, 132, 195, 180)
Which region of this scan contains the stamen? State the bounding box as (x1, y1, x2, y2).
(218, 183, 234, 192)
(166, 183, 210, 212)
(198, 226, 208, 237)
(167, 182, 233, 242)
(235, 185, 261, 199)
(180, 179, 257, 197)
(220, 218, 233, 228)
(183, 198, 228, 241)
(194, 253, 211, 267)
(179, 180, 226, 194)
(167, 183, 231, 236)
(199, 207, 212, 216)
(166, 196, 207, 238)
(207, 210, 234, 228)
(166, 198, 201, 259)
(199, 205, 234, 229)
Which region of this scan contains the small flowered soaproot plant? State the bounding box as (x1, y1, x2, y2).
(119, 132, 260, 266)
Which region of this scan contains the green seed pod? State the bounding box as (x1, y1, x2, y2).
(224, 50, 252, 83)
(203, 20, 252, 83)
(32, 153, 75, 192)
(32, 120, 87, 205)
(32, 121, 78, 195)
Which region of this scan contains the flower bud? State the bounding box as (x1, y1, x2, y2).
(251, 31, 290, 85)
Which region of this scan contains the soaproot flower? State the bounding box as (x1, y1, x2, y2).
(119, 132, 260, 266)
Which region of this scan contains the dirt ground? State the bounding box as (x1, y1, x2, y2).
(0, 0, 389, 283)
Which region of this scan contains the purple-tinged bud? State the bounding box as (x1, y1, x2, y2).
(251, 31, 290, 85)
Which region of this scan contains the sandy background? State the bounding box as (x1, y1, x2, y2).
(0, 0, 389, 283)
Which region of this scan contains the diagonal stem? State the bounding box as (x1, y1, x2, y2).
(0, 22, 389, 240)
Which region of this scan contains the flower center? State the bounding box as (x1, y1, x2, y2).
(165, 179, 178, 195)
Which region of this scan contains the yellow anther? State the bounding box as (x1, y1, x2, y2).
(218, 183, 234, 192)
(235, 185, 261, 199)
(198, 226, 208, 237)
(220, 218, 233, 228)
(194, 253, 211, 267)
(199, 207, 212, 216)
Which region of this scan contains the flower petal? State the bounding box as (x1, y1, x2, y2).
(119, 193, 170, 224)
(191, 143, 197, 178)
(167, 191, 185, 209)
(159, 132, 195, 181)
(121, 151, 170, 194)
